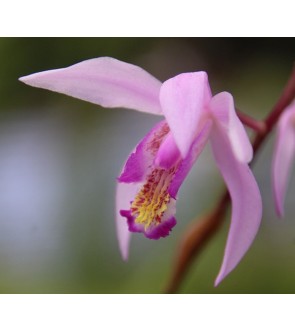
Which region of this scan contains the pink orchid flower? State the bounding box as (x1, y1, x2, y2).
(19, 57, 262, 285)
(272, 101, 295, 217)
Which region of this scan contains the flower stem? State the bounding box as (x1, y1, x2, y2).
(236, 109, 266, 134)
(165, 63, 295, 293)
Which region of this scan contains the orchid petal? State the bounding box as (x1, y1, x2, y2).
(19, 57, 162, 115)
(169, 120, 212, 198)
(209, 92, 253, 163)
(272, 103, 295, 217)
(211, 122, 262, 286)
(118, 121, 169, 183)
(154, 132, 181, 169)
(116, 182, 141, 260)
(159, 72, 212, 158)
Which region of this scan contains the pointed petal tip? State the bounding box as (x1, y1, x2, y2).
(214, 263, 235, 287)
(18, 72, 48, 87)
(274, 198, 285, 219)
(214, 265, 233, 287)
(273, 167, 285, 219)
(214, 275, 222, 287)
(121, 250, 129, 261)
(18, 75, 28, 83)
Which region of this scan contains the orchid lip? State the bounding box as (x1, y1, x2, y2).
(120, 210, 177, 240)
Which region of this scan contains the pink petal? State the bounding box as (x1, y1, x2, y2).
(272, 103, 295, 217)
(116, 182, 141, 260)
(169, 120, 212, 198)
(209, 92, 253, 163)
(19, 57, 162, 115)
(159, 72, 212, 158)
(210, 122, 262, 286)
(154, 132, 181, 169)
(118, 121, 169, 183)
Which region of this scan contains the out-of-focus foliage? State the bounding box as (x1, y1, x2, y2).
(0, 38, 295, 293)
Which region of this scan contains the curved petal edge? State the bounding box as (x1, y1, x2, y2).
(210, 122, 262, 286)
(159, 72, 212, 158)
(19, 57, 163, 115)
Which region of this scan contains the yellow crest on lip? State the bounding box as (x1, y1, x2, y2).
(130, 167, 176, 230)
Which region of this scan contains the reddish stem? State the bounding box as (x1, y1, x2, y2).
(236, 109, 266, 134)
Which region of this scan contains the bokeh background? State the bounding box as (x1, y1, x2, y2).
(0, 38, 295, 293)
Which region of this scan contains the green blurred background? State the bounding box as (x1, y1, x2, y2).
(0, 38, 295, 293)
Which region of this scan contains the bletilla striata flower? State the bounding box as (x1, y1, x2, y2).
(19, 57, 262, 285)
(272, 101, 295, 217)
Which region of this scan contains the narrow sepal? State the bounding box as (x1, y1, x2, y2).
(20, 57, 162, 115)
